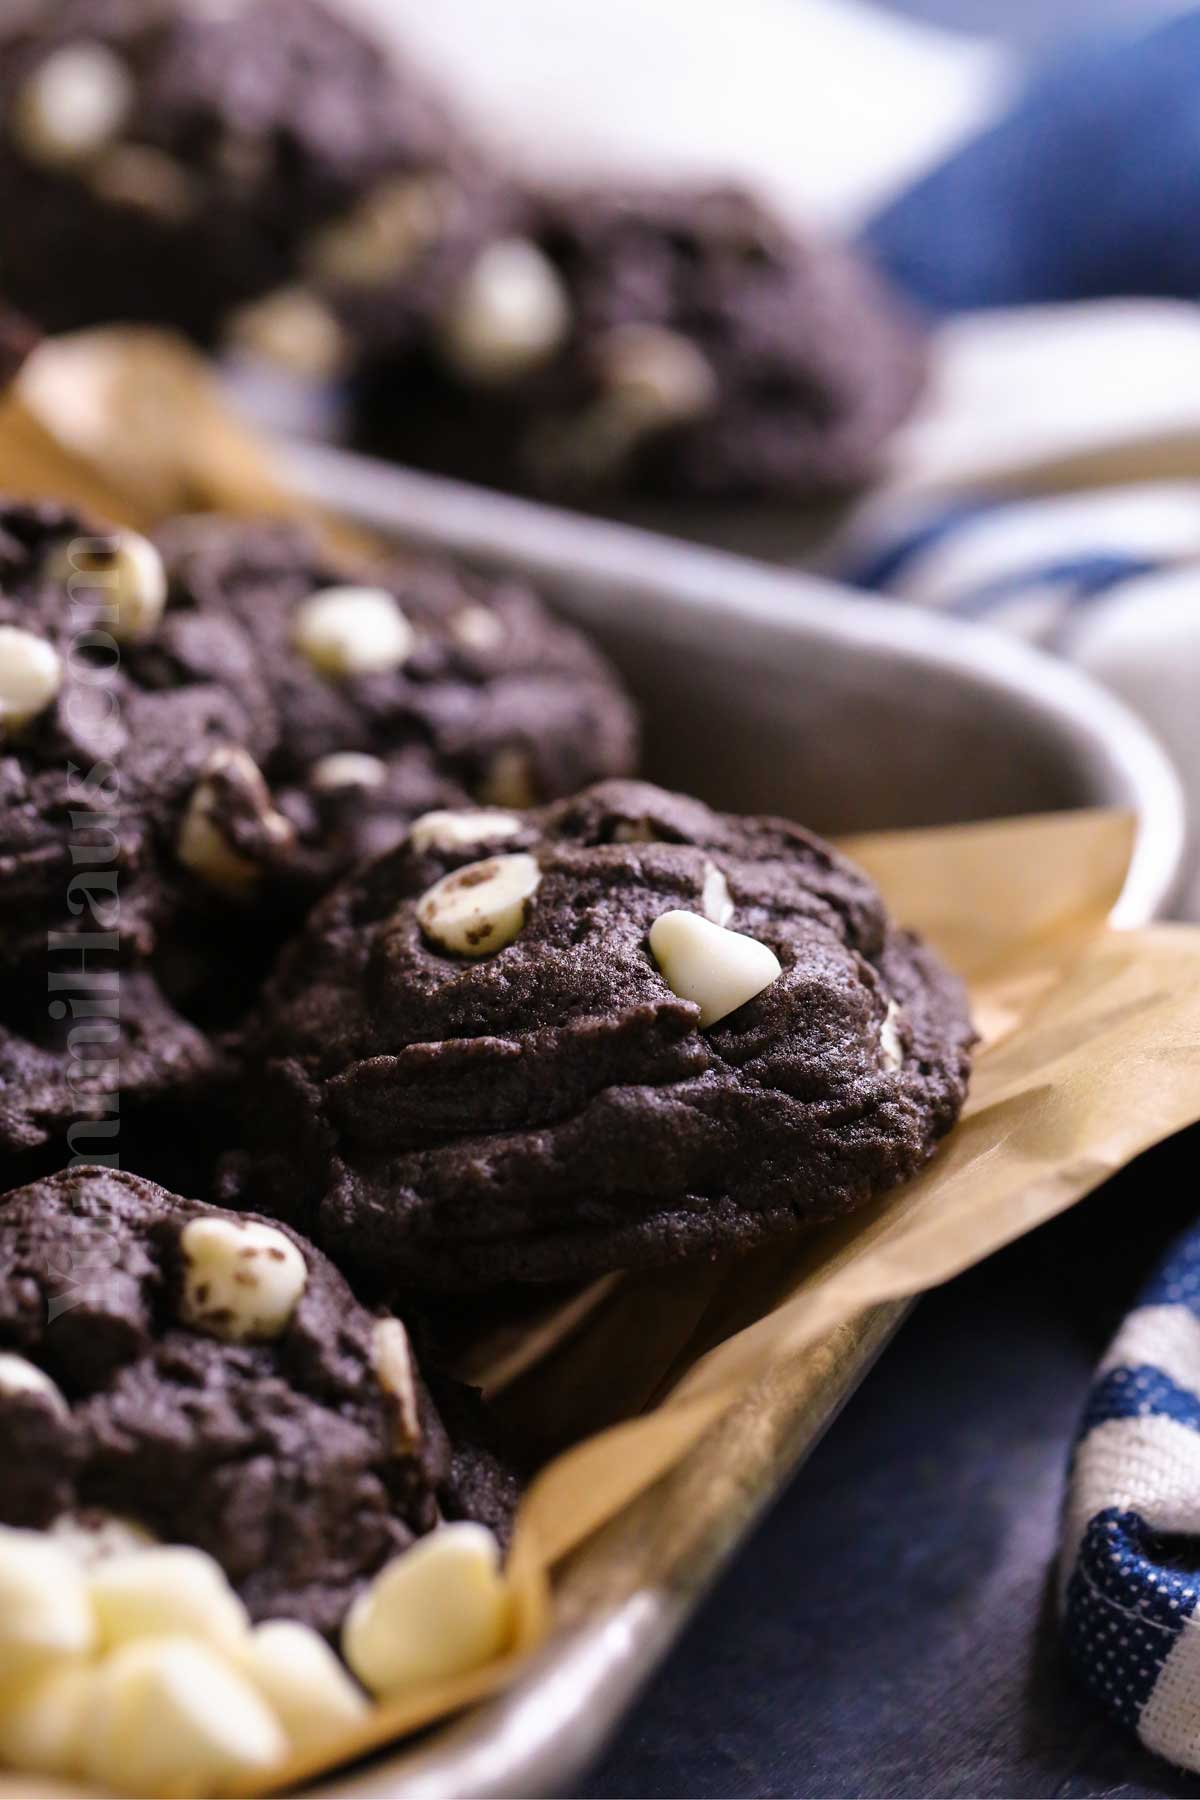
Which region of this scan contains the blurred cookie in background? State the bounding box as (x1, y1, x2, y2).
(0, 0, 481, 348)
(343, 186, 929, 503)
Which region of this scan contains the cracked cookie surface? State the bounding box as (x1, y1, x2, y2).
(229, 779, 974, 1290)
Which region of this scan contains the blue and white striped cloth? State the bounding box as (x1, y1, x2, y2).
(1062, 1225, 1200, 1771)
(835, 473, 1200, 922)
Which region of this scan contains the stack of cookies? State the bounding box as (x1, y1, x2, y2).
(0, 478, 973, 1794)
(0, 0, 928, 505)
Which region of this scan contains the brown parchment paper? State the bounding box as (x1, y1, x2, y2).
(5, 331, 1200, 1798)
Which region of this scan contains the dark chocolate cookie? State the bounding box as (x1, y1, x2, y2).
(227, 778, 974, 1290)
(153, 513, 638, 893)
(0, 1165, 516, 1634)
(0, 497, 634, 1151)
(348, 185, 928, 502)
(0, 0, 472, 347)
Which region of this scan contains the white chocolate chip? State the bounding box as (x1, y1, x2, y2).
(226, 286, 349, 380)
(478, 745, 536, 809)
(179, 1216, 308, 1343)
(0, 626, 62, 734)
(408, 808, 522, 855)
(177, 791, 256, 895)
(0, 1661, 96, 1778)
(529, 321, 718, 486)
(311, 750, 387, 792)
(880, 1000, 905, 1072)
(239, 1621, 367, 1756)
(372, 1318, 422, 1451)
(107, 531, 166, 643)
(50, 530, 166, 640)
(0, 1527, 95, 1684)
(307, 175, 453, 287)
(598, 322, 718, 428)
(0, 1353, 67, 1416)
(342, 1523, 511, 1698)
(293, 586, 413, 678)
(89, 1546, 250, 1653)
(81, 1635, 287, 1798)
(701, 861, 734, 927)
(11, 42, 134, 167)
(176, 746, 293, 896)
(451, 603, 504, 652)
(440, 238, 570, 384)
(48, 1511, 157, 1570)
(649, 910, 781, 1028)
(416, 852, 540, 958)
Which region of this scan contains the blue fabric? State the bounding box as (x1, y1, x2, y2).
(1062, 1225, 1200, 1766)
(862, 10, 1200, 313)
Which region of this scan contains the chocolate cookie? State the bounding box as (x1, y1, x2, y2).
(0, 498, 635, 1151)
(227, 779, 974, 1290)
(0, 1166, 516, 1634)
(154, 513, 638, 893)
(0, 0, 474, 349)
(348, 185, 928, 502)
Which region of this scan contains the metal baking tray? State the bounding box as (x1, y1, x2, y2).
(275, 442, 1186, 1798)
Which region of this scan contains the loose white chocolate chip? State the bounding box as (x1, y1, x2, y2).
(240, 1621, 367, 1755)
(0, 1661, 96, 1778)
(408, 808, 521, 855)
(176, 746, 292, 896)
(451, 603, 504, 651)
(701, 861, 734, 927)
(440, 237, 570, 384)
(311, 750, 387, 792)
(0, 627, 62, 734)
(649, 910, 781, 1028)
(307, 175, 451, 287)
(49, 1511, 157, 1570)
(107, 531, 167, 643)
(478, 745, 536, 809)
(11, 42, 134, 167)
(0, 1527, 95, 1684)
(0, 1353, 67, 1416)
(89, 1546, 250, 1653)
(179, 1216, 308, 1343)
(598, 322, 718, 428)
(880, 1000, 905, 1072)
(81, 1635, 287, 1798)
(293, 586, 414, 677)
(416, 852, 540, 958)
(373, 1318, 422, 1450)
(342, 1523, 511, 1698)
(226, 285, 349, 380)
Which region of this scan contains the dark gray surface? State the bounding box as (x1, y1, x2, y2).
(580, 1133, 1200, 1799)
